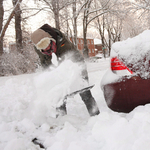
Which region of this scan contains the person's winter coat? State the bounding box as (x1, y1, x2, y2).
(34, 24, 84, 69)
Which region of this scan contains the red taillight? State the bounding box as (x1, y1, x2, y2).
(111, 57, 133, 74)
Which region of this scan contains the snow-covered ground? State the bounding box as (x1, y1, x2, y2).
(1, 57, 150, 150)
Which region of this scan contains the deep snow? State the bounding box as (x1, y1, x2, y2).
(1, 57, 150, 150)
(111, 30, 150, 58)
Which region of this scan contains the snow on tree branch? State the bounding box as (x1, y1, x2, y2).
(0, 0, 22, 40)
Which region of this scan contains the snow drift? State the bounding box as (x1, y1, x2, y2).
(0, 52, 150, 150)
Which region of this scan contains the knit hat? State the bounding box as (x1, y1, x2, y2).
(31, 24, 57, 50)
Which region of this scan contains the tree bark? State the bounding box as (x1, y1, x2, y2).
(73, 0, 77, 49)
(0, 0, 22, 53)
(12, 0, 23, 50)
(83, 21, 89, 58)
(52, 0, 60, 30)
(0, 0, 4, 55)
(82, 0, 92, 58)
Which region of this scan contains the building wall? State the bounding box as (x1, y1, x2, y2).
(95, 44, 103, 55)
(86, 39, 95, 57)
(70, 38, 96, 57)
(77, 38, 84, 55)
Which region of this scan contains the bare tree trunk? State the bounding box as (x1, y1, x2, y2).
(52, 0, 60, 30)
(82, 0, 92, 58)
(12, 0, 23, 50)
(0, 0, 4, 55)
(0, 0, 22, 53)
(107, 29, 111, 55)
(83, 19, 89, 58)
(42, 0, 60, 30)
(73, 0, 77, 49)
(102, 15, 105, 48)
(82, 0, 108, 58)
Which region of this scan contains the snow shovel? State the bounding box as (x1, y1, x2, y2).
(65, 84, 94, 98)
(56, 84, 94, 117)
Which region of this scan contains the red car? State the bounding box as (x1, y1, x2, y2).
(101, 30, 150, 113)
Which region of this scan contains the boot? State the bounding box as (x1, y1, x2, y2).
(80, 90, 100, 116)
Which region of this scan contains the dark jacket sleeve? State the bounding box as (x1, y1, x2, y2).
(53, 28, 85, 63)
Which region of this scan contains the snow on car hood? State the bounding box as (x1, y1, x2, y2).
(111, 30, 150, 58)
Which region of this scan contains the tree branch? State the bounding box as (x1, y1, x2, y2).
(0, 0, 22, 41)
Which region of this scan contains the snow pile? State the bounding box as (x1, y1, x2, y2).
(30, 59, 89, 121)
(0, 58, 150, 149)
(111, 30, 150, 58)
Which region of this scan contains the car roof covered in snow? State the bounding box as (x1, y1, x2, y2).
(111, 30, 150, 58)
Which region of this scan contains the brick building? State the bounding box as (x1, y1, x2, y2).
(94, 39, 102, 55)
(70, 38, 96, 57)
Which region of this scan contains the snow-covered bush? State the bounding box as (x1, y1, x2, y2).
(0, 43, 40, 76)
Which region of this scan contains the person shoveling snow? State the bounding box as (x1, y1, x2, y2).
(31, 24, 100, 117)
